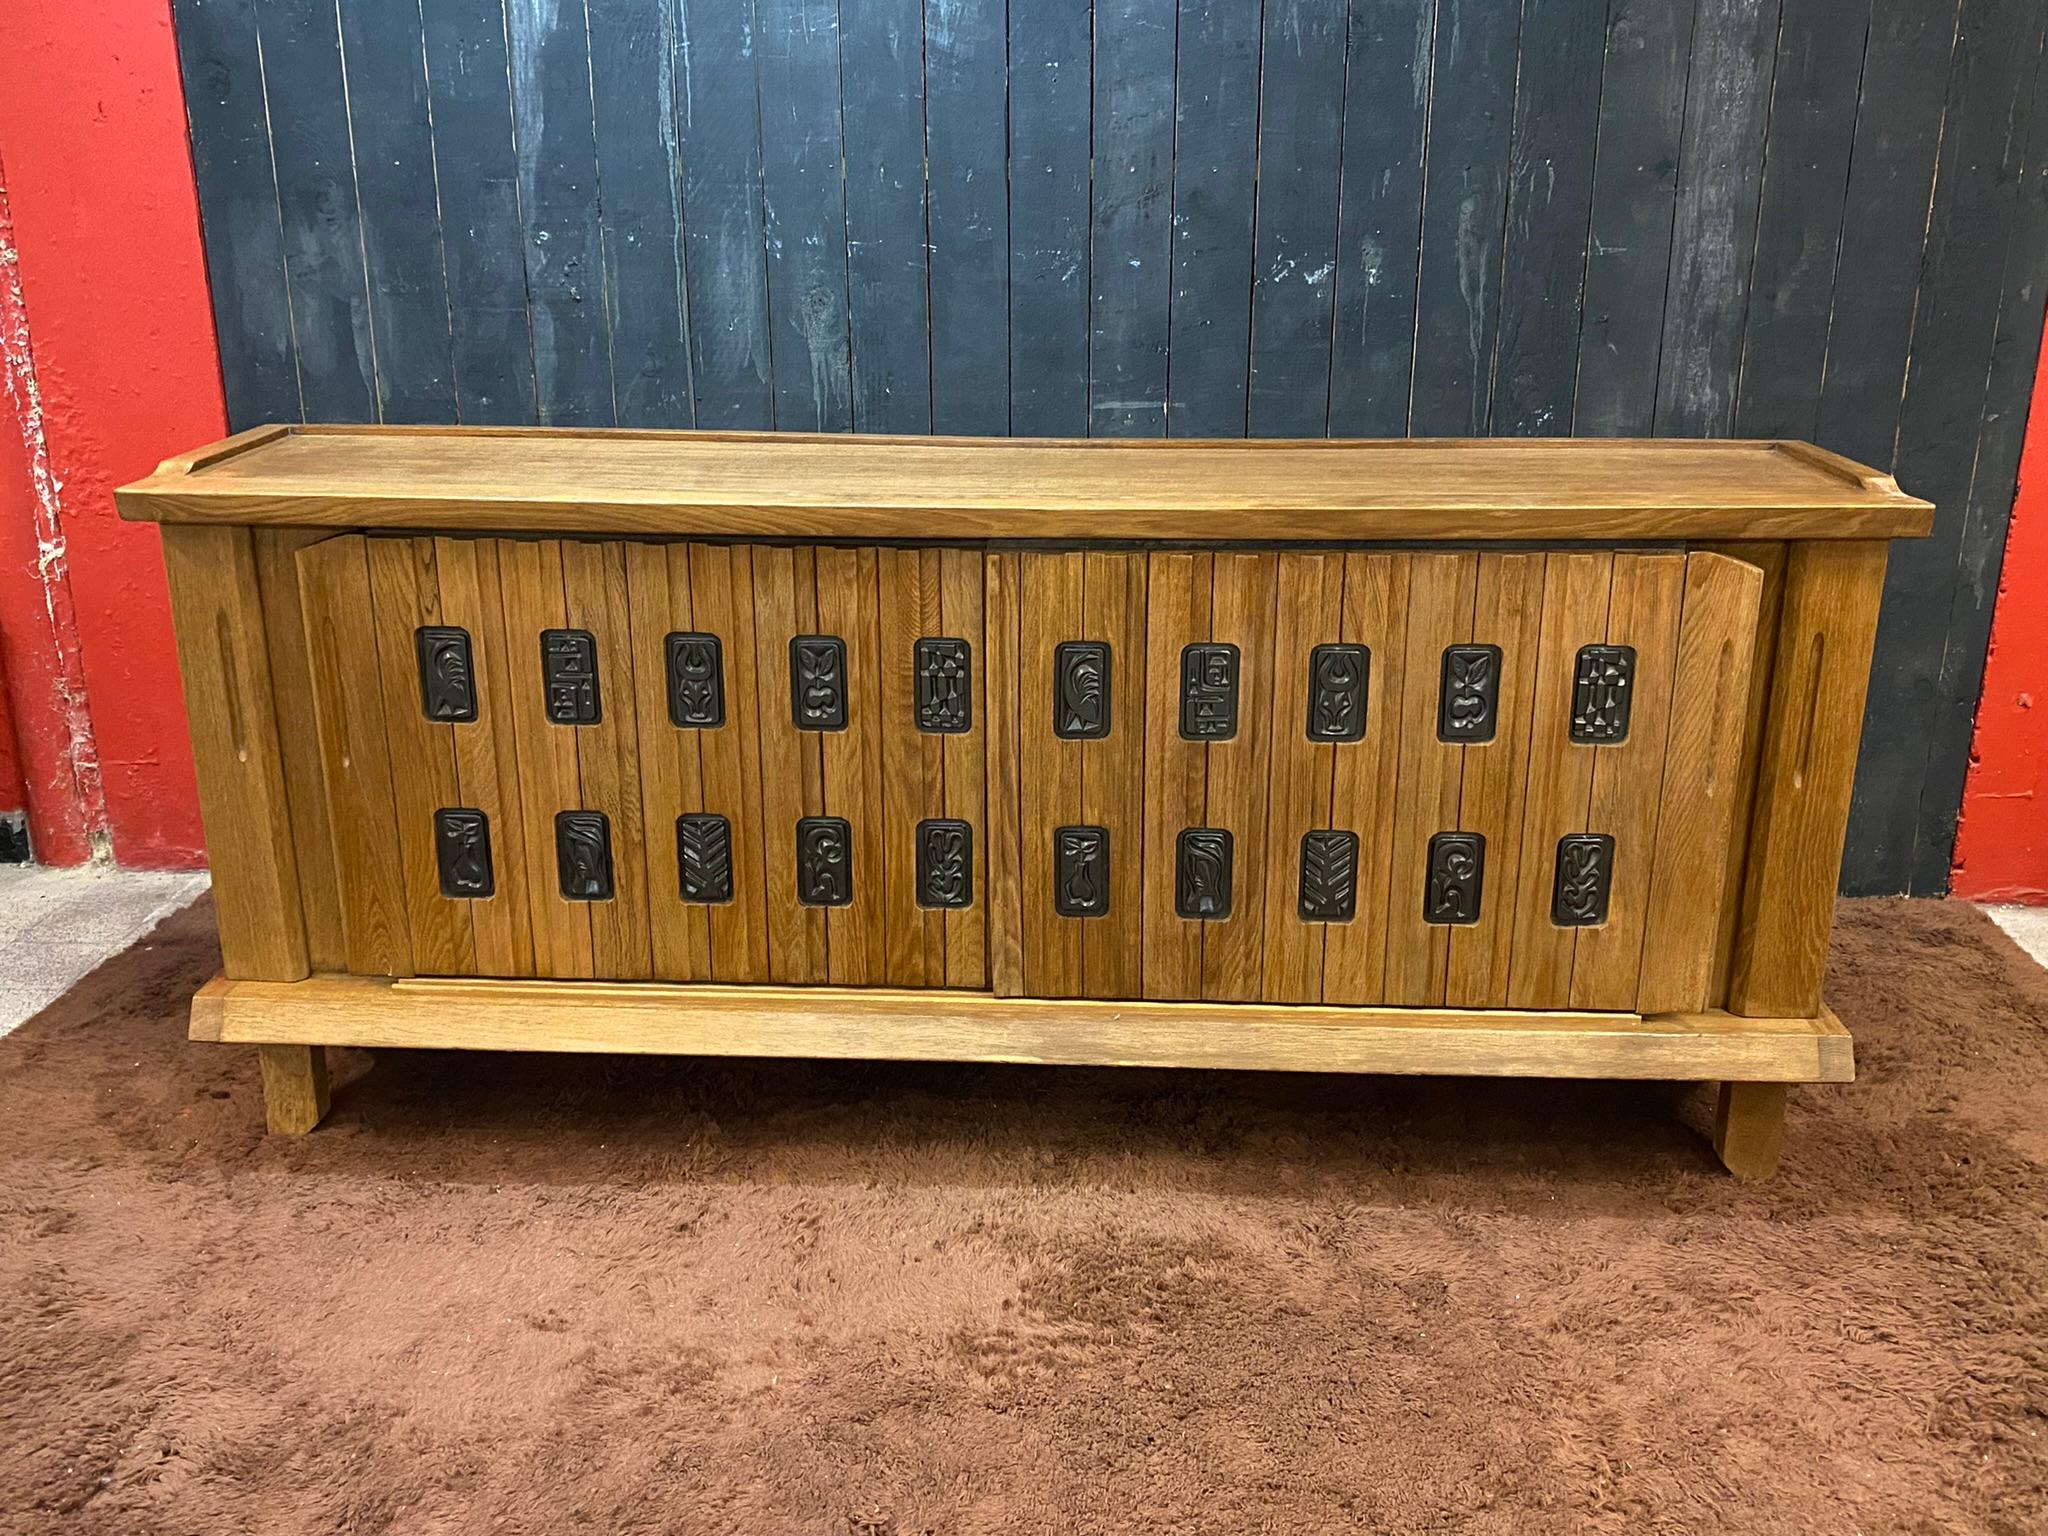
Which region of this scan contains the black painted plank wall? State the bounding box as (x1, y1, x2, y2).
(169, 0, 2048, 896)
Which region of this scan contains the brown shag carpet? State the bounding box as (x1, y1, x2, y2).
(2, 896, 2045, 1534)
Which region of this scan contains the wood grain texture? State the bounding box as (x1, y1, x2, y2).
(1260, 552, 1345, 1003)
(982, 551, 1026, 994)
(1200, 553, 1278, 1001)
(1080, 551, 1147, 999)
(751, 545, 829, 982)
(1713, 1080, 1790, 1181)
(257, 1043, 329, 1135)
(816, 545, 887, 984)
(159, 524, 309, 981)
(940, 548, 989, 989)
(119, 430, 1931, 541)
(1141, 552, 1210, 1000)
(687, 543, 771, 981)
(623, 542, 711, 981)
(294, 535, 410, 977)
(1017, 552, 1085, 997)
(1637, 552, 1764, 1014)
(195, 973, 1857, 1086)
(1728, 541, 1890, 1017)
(878, 548, 944, 985)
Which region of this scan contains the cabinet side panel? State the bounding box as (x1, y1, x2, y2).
(818, 546, 890, 985)
(940, 549, 990, 989)
(878, 548, 944, 986)
(1018, 552, 1086, 996)
(689, 543, 772, 981)
(1081, 551, 1149, 999)
(983, 551, 1026, 994)
(751, 545, 829, 981)
(1259, 552, 1344, 1003)
(1142, 552, 1211, 1000)
(624, 542, 712, 981)
(1201, 552, 1280, 1001)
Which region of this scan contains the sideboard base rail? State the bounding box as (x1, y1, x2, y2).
(194, 974, 1850, 1178)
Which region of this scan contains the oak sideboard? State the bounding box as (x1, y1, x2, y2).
(118, 428, 1931, 1177)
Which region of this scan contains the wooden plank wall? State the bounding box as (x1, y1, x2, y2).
(170, 0, 2048, 896)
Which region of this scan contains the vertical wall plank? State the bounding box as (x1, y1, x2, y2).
(1142, 551, 1210, 999)
(751, 545, 829, 981)
(336, 0, 455, 421)
(624, 542, 712, 980)
(1090, 0, 1178, 436)
(1247, 0, 1348, 436)
(1166, 0, 1261, 436)
(1009, 0, 1093, 436)
(420, 0, 537, 424)
(1654, 0, 1782, 435)
(755, 0, 854, 431)
(983, 551, 1027, 993)
(1017, 553, 1086, 996)
(939, 548, 989, 988)
(927, 0, 1010, 432)
(1200, 553, 1279, 1000)
(252, 0, 377, 419)
(1259, 552, 1343, 1004)
(1576, 0, 1697, 434)
(1445, 551, 1543, 1008)
(505, 0, 613, 425)
(1490, 0, 1606, 434)
(1328, 0, 1435, 435)
(688, 542, 772, 981)
(1080, 551, 1148, 998)
(1323, 551, 1409, 1005)
(1409, 0, 1522, 434)
(841, 0, 932, 432)
(677, 0, 775, 426)
(586, 0, 694, 427)
(170, 0, 303, 427)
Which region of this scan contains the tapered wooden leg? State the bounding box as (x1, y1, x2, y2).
(1712, 1082, 1788, 1180)
(257, 1045, 330, 1134)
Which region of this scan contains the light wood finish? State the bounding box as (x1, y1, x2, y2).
(624, 542, 712, 980)
(688, 542, 772, 981)
(817, 545, 888, 985)
(750, 545, 829, 982)
(257, 1044, 330, 1135)
(1713, 1081, 1790, 1181)
(121, 427, 1933, 541)
(983, 551, 1026, 995)
(1017, 552, 1086, 996)
(159, 524, 310, 981)
(879, 548, 945, 985)
(195, 972, 1856, 1085)
(1506, 552, 1613, 1008)
(940, 548, 989, 989)
(1727, 541, 1890, 1017)
(1142, 552, 1210, 1000)
(1446, 552, 1544, 1007)
(251, 529, 346, 971)
(1382, 553, 1477, 1006)
(435, 536, 537, 977)
(1638, 553, 1765, 1013)
(1323, 553, 1410, 1006)
(1201, 553, 1279, 1001)
(498, 539, 595, 978)
(1080, 551, 1148, 999)
(1260, 552, 1345, 1003)
(295, 535, 411, 976)
(1570, 552, 1686, 1010)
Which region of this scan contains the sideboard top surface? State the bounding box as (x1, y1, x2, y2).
(117, 424, 1932, 542)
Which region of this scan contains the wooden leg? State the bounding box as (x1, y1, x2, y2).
(257, 1045, 331, 1134)
(1712, 1082, 1788, 1180)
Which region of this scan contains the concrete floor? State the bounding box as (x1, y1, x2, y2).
(0, 865, 210, 1038)
(0, 869, 2041, 1042)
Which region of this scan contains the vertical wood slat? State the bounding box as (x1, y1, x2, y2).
(1570, 552, 1687, 1009)
(624, 542, 711, 980)
(561, 541, 653, 979)
(751, 545, 829, 981)
(817, 545, 887, 984)
(1018, 552, 1086, 997)
(983, 551, 1027, 993)
(879, 548, 943, 985)
(1381, 553, 1477, 1007)
(1446, 552, 1544, 1008)
(365, 537, 476, 975)
(295, 534, 410, 976)
(1506, 552, 1613, 1008)
(1142, 552, 1211, 1000)
(1201, 553, 1279, 1000)
(1728, 540, 1890, 1017)
(1259, 553, 1345, 1004)
(159, 524, 309, 981)
(940, 549, 989, 989)
(1638, 551, 1765, 1014)
(436, 537, 536, 977)
(688, 543, 771, 980)
(1323, 552, 1411, 1005)
(1080, 551, 1148, 999)
(499, 538, 594, 978)
(252, 529, 345, 971)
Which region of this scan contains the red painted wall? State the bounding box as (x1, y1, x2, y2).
(1954, 313, 2048, 904)
(0, 0, 221, 866)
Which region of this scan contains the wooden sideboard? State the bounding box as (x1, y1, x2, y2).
(118, 428, 1931, 1177)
